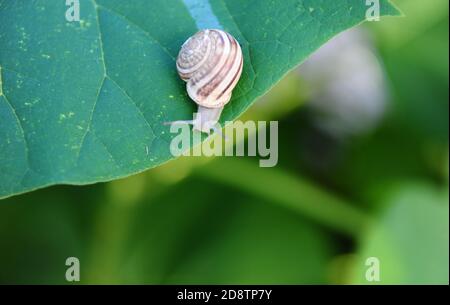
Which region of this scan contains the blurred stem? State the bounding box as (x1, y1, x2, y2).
(196, 158, 371, 238)
(85, 202, 132, 284)
(85, 173, 152, 284)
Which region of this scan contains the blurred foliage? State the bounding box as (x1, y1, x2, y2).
(351, 183, 449, 284)
(0, 0, 448, 284)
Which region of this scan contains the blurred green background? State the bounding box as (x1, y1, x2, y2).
(0, 0, 448, 284)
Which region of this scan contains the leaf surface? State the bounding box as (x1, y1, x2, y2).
(0, 0, 399, 198)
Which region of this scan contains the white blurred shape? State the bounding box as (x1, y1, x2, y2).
(299, 28, 389, 138)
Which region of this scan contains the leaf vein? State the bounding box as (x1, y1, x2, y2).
(95, 2, 176, 61)
(0, 86, 31, 176)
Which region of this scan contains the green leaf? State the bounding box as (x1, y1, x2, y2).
(0, 0, 399, 198)
(350, 183, 449, 284)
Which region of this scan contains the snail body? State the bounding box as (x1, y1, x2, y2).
(173, 29, 243, 134)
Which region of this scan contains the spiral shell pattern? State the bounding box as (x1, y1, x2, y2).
(176, 29, 243, 109)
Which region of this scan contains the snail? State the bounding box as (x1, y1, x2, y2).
(168, 29, 243, 134)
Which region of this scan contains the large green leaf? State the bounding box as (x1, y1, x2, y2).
(0, 0, 399, 198)
(350, 184, 449, 284)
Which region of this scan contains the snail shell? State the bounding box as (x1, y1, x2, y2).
(177, 29, 243, 109)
